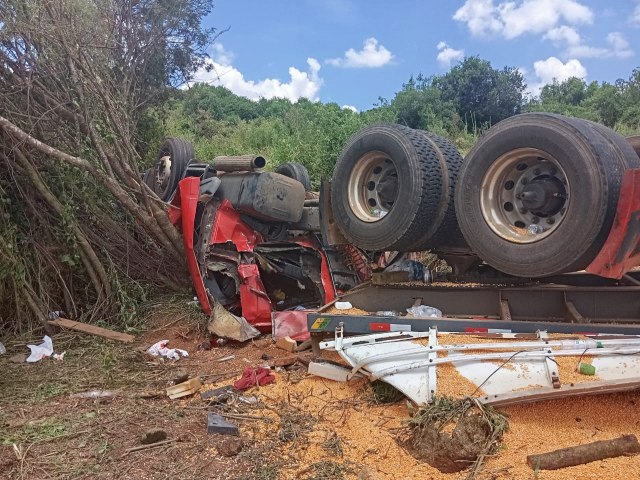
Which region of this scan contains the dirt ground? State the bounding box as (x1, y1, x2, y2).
(2, 307, 640, 480)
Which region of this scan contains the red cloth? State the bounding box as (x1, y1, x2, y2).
(233, 366, 275, 391)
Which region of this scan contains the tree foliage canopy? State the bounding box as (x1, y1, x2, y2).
(0, 0, 215, 332)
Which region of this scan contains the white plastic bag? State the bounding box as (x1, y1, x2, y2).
(26, 335, 54, 362)
(406, 305, 442, 318)
(146, 340, 189, 361)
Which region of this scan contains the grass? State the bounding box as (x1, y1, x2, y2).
(0, 334, 144, 406)
(1, 418, 68, 445)
(277, 402, 316, 444)
(322, 431, 343, 456)
(370, 380, 404, 404)
(302, 460, 360, 480)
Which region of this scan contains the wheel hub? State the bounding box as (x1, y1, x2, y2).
(480, 148, 570, 243)
(347, 151, 398, 222)
(518, 177, 566, 215)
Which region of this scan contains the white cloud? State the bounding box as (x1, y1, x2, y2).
(543, 27, 633, 59)
(342, 105, 358, 113)
(606, 32, 633, 58)
(436, 41, 464, 68)
(633, 3, 640, 25)
(188, 44, 323, 102)
(210, 43, 234, 66)
(528, 56, 587, 95)
(454, 0, 593, 39)
(543, 25, 581, 45)
(326, 38, 393, 68)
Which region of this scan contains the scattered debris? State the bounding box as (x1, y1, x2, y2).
(406, 305, 442, 318)
(404, 396, 508, 474)
(216, 355, 235, 363)
(147, 340, 189, 361)
(335, 301, 353, 310)
(140, 428, 167, 445)
(52, 351, 66, 361)
(207, 413, 239, 435)
(579, 362, 596, 375)
(70, 390, 118, 399)
(166, 378, 202, 399)
(207, 302, 260, 342)
(121, 438, 178, 457)
(275, 335, 297, 352)
(200, 385, 234, 402)
(527, 434, 640, 470)
(278, 402, 316, 443)
(26, 335, 54, 363)
(48, 318, 135, 343)
(272, 310, 311, 341)
(216, 437, 244, 457)
(233, 366, 275, 391)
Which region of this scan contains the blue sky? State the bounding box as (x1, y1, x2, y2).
(195, 1, 640, 111)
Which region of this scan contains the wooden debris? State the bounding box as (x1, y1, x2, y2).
(275, 336, 297, 352)
(121, 438, 178, 457)
(48, 318, 134, 343)
(296, 339, 312, 352)
(166, 377, 201, 399)
(527, 434, 640, 470)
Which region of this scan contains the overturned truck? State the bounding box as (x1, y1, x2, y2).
(145, 113, 640, 334)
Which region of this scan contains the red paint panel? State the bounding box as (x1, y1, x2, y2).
(176, 178, 212, 315)
(587, 169, 640, 279)
(211, 200, 262, 252)
(237, 264, 273, 332)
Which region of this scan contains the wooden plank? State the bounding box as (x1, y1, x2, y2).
(166, 378, 201, 397)
(481, 378, 640, 407)
(48, 318, 135, 343)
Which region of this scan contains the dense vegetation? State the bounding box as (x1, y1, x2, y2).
(156, 57, 640, 187)
(0, 0, 638, 332)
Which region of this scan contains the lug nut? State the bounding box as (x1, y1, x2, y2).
(533, 168, 541, 175)
(532, 217, 540, 224)
(547, 218, 555, 225)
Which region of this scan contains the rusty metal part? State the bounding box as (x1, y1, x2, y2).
(211, 155, 266, 172)
(340, 244, 371, 282)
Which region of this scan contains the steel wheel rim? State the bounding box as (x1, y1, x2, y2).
(347, 151, 398, 222)
(155, 154, 172, 196)
(480, 148, 570, 244)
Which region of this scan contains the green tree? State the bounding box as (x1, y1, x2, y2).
(434, 57, 525, 129)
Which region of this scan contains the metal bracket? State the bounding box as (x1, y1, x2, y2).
(427, 327, 438, 402)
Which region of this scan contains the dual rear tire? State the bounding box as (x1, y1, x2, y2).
(332, 115, 640, 277)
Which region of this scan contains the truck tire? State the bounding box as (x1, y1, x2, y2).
(456, 113, 638, 277)
(331, 123, 461, 251)
(627, 136, 640, 159)
(275, 162, 311, 191)
(154, 137, 194, 201)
